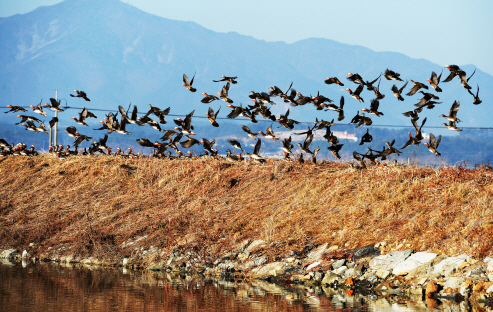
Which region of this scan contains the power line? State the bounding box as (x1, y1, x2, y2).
(2, 105, 493, 130)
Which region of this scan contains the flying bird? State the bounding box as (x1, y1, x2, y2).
(201, 92, 219, 103)
(439, 100, 461, 123)
(347, 73, 364, 84)
(328, 142, 343, 159)
(371, 78, 386, 99)
(311, 147, 321, 164)
(206, 106, 221, 127)
(49, 117, 58, 129)
(324, 77, 344, 86)
(281, 136, 294, 156)
(228, 139, 243, 152)
(467, 85, 482, 105)
(365, 73, 382, 91)
(345, 83, 364, 103)
(427, 71, 443, 92)
(355, 113, 372, 128)
(383, 69, 403, 81)
(5, 105, 27, 113)
(406, 80, 428, 96)
(359, 129, 373, 145)
(44, 98, 64, 112)
(297, 132, 314, 155)
(70, 90, 90, 101)
(391, 81, 408, 101)
(213, 75, 238, 84)
(241, 125, 257, 138)
(29, 102, 47, 116)
(217, 82, 233, 103)
(424, 133, 441, 156)
(16, 115, 41, 125)
(64, 126, 79, 138)
(180, 135, 201, 149)
(361, 99, 383, 117)
(257, 124, 279, 141)
(182, 73, 197, 92)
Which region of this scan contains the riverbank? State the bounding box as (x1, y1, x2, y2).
(3, 245, 493, 309)
(1, 155, 493, 303)
(2, 261, 490, 312)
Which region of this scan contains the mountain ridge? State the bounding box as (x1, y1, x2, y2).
(0, 0, 491, 133)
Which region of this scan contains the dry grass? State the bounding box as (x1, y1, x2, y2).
(1, 155, 493, 263)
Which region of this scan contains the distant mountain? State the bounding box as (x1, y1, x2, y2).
(0, 0, 492, 162)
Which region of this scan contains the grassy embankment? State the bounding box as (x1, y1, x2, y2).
(1, 155, 493, 265)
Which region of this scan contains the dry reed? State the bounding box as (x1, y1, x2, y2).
(1, 155, 493, 263)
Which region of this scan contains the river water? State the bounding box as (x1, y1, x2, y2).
(0, 259, 474, 311)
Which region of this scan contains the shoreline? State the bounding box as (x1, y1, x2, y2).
(2, 241, 493, 306)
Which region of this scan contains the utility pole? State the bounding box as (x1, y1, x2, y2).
(54, 89, 58, 147)
(49, 107, 53, 148)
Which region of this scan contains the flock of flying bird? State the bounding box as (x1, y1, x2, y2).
(0, 65, 483, 167)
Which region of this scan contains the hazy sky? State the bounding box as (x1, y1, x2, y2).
(2, 0, 493, 75)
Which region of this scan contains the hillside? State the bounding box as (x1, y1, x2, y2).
(1, 155, 492, 265)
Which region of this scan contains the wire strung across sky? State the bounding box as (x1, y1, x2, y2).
(2, 105, 493, 130)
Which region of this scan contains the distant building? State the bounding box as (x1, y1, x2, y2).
(217, 130, 358, 142)
(276, 130, 358, 142)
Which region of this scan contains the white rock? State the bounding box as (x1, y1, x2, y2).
(322, 272, 341, 285)
(246, 240, 267, 252)
(0, 249, 19, 259)
(123, 258, 129, 266)
(236, 239, 250, 251)
(345, 268, 358, 278)
(332, 259, 346, 270)
(237, 253, 249, 262)
(313, 271, 324, 281)
(392, 252, 437, 275)
(22, 250, 30, 259)
(487, 260, 493, 272)
(254, 256, 268, 267)
(488, 273, 493, 282)
(65, 255, 75, 263)
(304, 243, 330, 262)
(417, 277, 428, 285)
(334, 266, 347, 275)
(431, 254, 470, 277)
(306, 261, 321, 272)
(376, 268, 391, 279)
(460, 285, 472, 296)
(249, 262, 288, 278)
(369, 249, 414, 271)
(486, 284, 493, 294)
(443, 277, 464, 290)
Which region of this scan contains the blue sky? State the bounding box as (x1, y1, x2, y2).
(1, 0, 493, 75)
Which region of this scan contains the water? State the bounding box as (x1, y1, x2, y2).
(0, 260, 477, 311)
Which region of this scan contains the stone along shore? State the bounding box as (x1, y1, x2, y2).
(3, 238, 493, 305)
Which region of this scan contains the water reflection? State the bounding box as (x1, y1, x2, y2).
(0, 261, 480, 311)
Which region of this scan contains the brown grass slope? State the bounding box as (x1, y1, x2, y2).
(1, 155, 493, 264)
